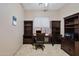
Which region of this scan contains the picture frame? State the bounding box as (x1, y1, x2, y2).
(12, 16, 17, 26)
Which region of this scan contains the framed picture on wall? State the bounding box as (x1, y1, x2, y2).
(12, 16, 17, 26)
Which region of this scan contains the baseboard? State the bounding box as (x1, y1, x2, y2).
(13, 44, 23, 56)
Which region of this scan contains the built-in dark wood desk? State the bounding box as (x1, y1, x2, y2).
(32, 35, 52, 44)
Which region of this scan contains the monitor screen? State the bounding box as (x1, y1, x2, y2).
(36, 30, 41, 33)
(65, 33, 74, 39)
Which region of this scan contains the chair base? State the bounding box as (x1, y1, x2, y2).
(35, 45, 45, 51)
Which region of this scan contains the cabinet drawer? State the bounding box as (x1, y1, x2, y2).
(67, 47, 74, 56)
(23, 38, 33, 44)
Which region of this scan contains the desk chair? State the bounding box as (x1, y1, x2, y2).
(35, 33, 45, 50)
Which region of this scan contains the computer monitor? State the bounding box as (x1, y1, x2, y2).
(36, 30, 41, 34)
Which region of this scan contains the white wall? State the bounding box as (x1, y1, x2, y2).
(59, 3, 79, 36)
(0, 4, 24, 55)
(24, 10, 60, 21)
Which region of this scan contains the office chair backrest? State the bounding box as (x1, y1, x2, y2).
(36, 33, 45, 41)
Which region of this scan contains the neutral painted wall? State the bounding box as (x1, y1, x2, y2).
(59, 3, 79, 36)
(24, 10, 61, 21)
(0, 4, 24, 55)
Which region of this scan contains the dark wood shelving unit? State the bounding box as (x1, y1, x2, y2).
(61, 13, 79, 56)
(51, 21, 61, 44)
(23, 21, 33, 44)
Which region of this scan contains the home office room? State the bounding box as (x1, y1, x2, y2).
(0, 1, 79, 58)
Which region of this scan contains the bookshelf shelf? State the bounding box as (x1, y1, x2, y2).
(23, 21, 33, 44)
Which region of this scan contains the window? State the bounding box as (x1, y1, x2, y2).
(33, 17, 50, 35)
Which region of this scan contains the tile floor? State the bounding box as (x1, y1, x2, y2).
(15, 44, 69, 56)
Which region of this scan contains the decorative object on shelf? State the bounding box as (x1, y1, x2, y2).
(12, 16, 17, 26)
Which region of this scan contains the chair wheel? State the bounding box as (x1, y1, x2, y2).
(42, 48, 44, 51)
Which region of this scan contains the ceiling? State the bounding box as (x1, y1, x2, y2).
(22, 3, 66, 11)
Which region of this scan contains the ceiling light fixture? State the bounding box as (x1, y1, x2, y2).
(39, 3, 48, 12)
(39, 3, 48, 7)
